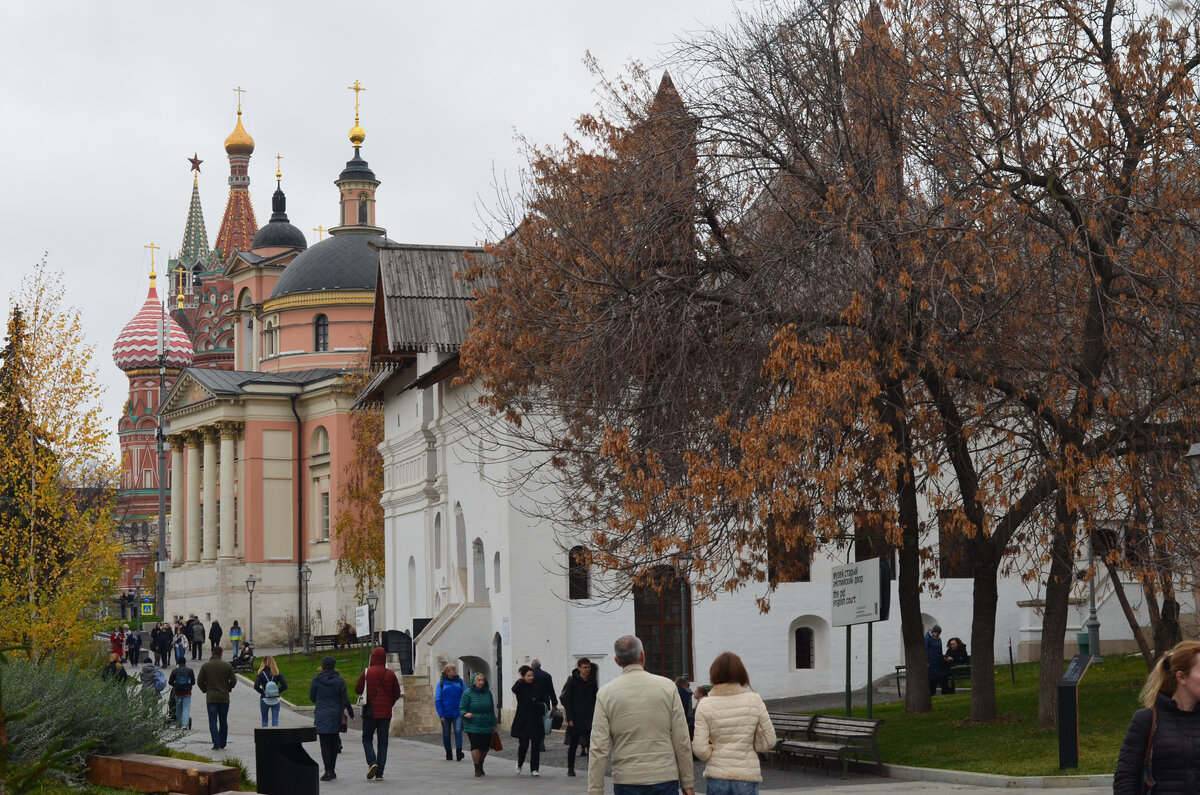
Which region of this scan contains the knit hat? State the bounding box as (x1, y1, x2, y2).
(322, 655, 337, 670)
(931, 625, 942, 634)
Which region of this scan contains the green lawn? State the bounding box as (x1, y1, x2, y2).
(254, 648, 368, 707)
(821, 652, 1143, 776)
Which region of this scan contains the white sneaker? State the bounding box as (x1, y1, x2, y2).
(531, 770, 540, 777)
(515, 764, 522, 774)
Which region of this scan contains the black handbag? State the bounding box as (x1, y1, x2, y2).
(1140, 706, 1157, 794)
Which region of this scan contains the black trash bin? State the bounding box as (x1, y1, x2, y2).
(255, 726, 318, 795)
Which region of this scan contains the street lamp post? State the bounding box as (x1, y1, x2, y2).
(132, 571, 144, 627)
(245, 574, 257, 647)
(366, 589, 379, 646)
(101, 576, 110, 620)
(301, 564, 313, 655)
(1086, 541, 1103, 663)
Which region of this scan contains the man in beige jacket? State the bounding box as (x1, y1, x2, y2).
(589, 635, 695, 795)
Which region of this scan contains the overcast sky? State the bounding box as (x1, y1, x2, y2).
(0, 0, 739, 458)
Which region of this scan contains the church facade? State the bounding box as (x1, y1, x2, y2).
(112, 94, 384, 641)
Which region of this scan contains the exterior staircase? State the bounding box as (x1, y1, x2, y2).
(391, 667, 441, 736)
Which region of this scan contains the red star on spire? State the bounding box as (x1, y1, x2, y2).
(188, 153, 203, 174)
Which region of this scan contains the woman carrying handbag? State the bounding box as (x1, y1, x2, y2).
(355, 647, 401, 781)
(1114, 640, 1200, 794)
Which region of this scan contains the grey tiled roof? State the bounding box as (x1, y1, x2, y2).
(184, 367, 344, 396)
(269, 229, 391, 299)
(375, 242, 494, 354)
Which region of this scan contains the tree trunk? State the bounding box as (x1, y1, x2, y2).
(1103, 556, 1153, 668)
(970, 561, 1000, 721)
(1036, 512, 1075, 730)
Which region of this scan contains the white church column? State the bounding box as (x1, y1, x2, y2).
(218, 423, 237, 559)
(169, 436, 185, 565)
(202, 427, 218, 562)
(185, 431, 201, 564)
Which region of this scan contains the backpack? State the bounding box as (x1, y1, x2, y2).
(153, 669, 167, 693)
(191, 624, 204, 642)
(263, 680, 281, 705)
(173, 667, 194, 694)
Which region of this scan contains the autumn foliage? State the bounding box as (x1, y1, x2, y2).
(0, 262, 121, 657)
(463, 0, 1200, 723)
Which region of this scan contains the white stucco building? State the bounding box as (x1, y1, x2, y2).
(362, 242, 1163, 708)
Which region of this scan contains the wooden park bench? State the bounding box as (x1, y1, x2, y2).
(774, 714, 885, 778)
(947, 663, 971, 691)
(87, 753, 239, 794)
(764, 713, 813, 767)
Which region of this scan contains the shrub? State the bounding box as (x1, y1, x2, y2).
(2, 654, 184, 786)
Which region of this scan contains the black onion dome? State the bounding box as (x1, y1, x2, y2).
(339, 149, 376, 181)
(252, 186, 307, 250)
(268, 229, 390, 299)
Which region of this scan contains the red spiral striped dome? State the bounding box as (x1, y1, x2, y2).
(112, 284, 195, 371)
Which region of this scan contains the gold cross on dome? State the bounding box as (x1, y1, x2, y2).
(275, 153, 283, 182)
(313, 225, 327, 241)
(233, 85, 246, 111)
(348, 80, 365, 120)
(145, 242, 161, 280)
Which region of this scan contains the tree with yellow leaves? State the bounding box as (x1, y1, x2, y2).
(0, 260, 121, 656)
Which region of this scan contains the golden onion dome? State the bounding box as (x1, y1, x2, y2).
(349, 123, 366, 147)
(224, 109, 255, 155)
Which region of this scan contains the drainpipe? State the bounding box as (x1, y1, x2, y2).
(291, 394, 304, 638)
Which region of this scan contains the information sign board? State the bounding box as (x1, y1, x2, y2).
(831, 558, 888, 627)
(355, 604, 369, 638)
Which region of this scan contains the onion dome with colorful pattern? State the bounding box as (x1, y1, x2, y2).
(112, 277, 195, 371)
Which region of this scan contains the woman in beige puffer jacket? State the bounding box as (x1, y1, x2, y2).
(692, 651, 777, 793)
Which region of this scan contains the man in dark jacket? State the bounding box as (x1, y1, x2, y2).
(355, 647, 402, 780)
(925, 625, 945, 696)
(125, 627, 143, 666)
(560, 657, 598, 776)
(168, 659, 195, 728)
(531, 658, 557, 751)
(197, 647, 235, 750)
(190, 618, 206, 660)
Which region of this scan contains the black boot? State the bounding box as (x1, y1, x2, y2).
(446, 750, 453, 761)
(456, 748, 464, 761)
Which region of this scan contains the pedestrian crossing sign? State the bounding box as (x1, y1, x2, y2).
(140, 602, 153, 616)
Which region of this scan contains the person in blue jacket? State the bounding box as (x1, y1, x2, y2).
(436, 662, 466, 761)
(925, 625, 946, 696)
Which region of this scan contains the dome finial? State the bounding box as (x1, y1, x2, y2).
(224, 87, 255, 155)
(348, 79, 366, 147)
(144, 242, 160, 289)
(275, 153, 283, 185)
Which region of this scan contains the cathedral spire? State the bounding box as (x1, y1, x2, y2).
(333, 80, 382, 233)
(214, 91, 259, 260)
(179, 153, 211, 264)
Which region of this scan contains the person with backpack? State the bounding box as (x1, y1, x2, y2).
(139, 661, 165, 695)
(190, 618, 205, 660)
(254, 656, 288, 727)
(168, 658, 195, 729)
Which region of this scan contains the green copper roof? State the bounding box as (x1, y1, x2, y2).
(179, 177, 211, 263)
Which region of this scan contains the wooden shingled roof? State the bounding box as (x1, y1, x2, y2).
(370, 242, 493, 359)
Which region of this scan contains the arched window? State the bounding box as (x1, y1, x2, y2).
(310, 426, 330, 455)
(795, 627, 815, 669)
(634, 566, 692, 679)
(263, 319, 276, 357)
(493, 551, 501, 594)
(568, 546, 589, 600)
(314, 314, 329, 352)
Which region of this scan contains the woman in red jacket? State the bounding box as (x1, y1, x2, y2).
(355, 647, 402, 781)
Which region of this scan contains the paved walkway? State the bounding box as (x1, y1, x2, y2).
(142, 654, 1110, 794)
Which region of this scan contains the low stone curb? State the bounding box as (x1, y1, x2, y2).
(882, 763, 1113, 789)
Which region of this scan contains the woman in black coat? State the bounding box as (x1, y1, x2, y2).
(560, 657, 598, 777)
(208, 620, 223, 654)
(1115, 640, 1200, 794)
(510, 665, 547, 776)
(310, 656, 355, 781)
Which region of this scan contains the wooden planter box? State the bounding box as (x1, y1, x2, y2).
(86, 753, 239, 794)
